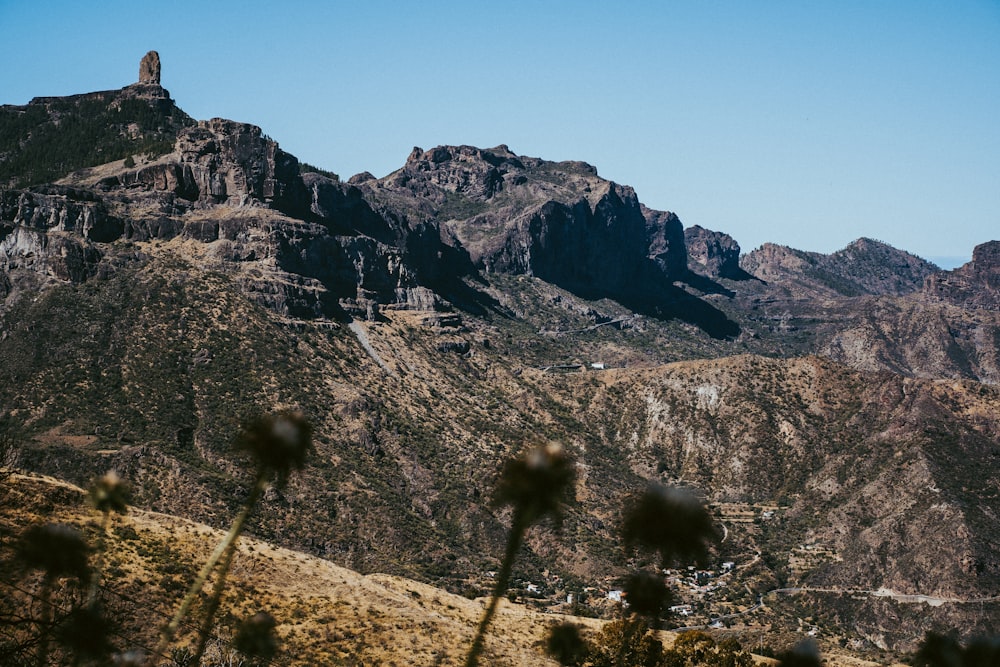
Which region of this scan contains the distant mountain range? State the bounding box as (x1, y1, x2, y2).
(1, 54, 998, 661)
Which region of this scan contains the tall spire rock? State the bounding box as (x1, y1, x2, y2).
(139, 50, 161, 84)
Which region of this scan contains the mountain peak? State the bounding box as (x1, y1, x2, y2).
(741, 238, 938, 297)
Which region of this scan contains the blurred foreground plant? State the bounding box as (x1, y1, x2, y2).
(86, 471, 129, 609)
(153, 410, 312, 665)
(14, 523, 90, 667)
(464, 442, 575, 667)
(612, 483, 718, 667)
(913, 631, 1000, 667)
(622, 484, 717, 569)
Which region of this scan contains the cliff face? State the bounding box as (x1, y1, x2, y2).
(684, 224, 743, 279)
(97, 118, 311, 214)
(0, 85, 455, 319)
(1, 100, 700, 324)
(368, 144, 688, 295)
(924, 241, 1000, 310)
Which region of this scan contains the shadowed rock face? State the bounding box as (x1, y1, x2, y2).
(643, 206, 686, 281)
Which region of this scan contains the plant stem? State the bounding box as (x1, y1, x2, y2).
(190, 535, 240, 664)
(464, 510, 527, 667)
(153, 470, 267, 662)
(36, 573, 54, 667)
(86, 511, 111, 608)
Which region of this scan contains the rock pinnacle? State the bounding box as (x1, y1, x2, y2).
(139, 50, 161, 85)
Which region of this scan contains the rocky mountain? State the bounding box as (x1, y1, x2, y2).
(740, 237, 939, 298)
(2, 53, 999, 660)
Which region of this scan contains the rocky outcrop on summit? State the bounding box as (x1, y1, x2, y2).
(684, 224, 745, 279)
(741, 238, 938, 297)
(139, 50, 161, 85)
(924, 241, 1000, 310)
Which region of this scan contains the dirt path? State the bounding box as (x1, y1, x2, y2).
(347, 320, 397, 376)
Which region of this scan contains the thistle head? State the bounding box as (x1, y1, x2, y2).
(235, 410, 313, 484)
(235, 611, 279, 661)
(546, 622, 589, 666)
(493, 442, 575, 526)
(57, 604, 114, 660)
(89, 470, 129, 515)
(623, 570, 672, 619)
(16, 523, 90, 580)
(621, 483, 718, 568)
(777, 639, 822, 667)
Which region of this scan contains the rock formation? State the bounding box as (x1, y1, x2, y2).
(642, 205, 687, 281)
(924, 240, 1000, 309)
(370, 144, 689, 296)
(684, 224, 744, 279)
(139, 50, 161, 85)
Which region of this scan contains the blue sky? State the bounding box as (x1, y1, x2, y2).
(2, 1, 997, 267)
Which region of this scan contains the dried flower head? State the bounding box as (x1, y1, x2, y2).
(16, 523, 90, 580)
(546, 622, 588, 666)
(621, 484, 718, 568)
(235, 410, 313, 483)
(56, 604, 114, 660)
(623, 570, 672, 618)
(89, 470, 129, 514)
(235, 611, 279, 660)
(493, 442, 575, 525)
(777, 639, 822, 667)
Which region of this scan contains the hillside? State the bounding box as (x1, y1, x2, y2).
(0, 473, 599, 666)
(2, 52, 999, 662)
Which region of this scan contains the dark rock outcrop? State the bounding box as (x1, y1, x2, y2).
(101, 118, 311, 214)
